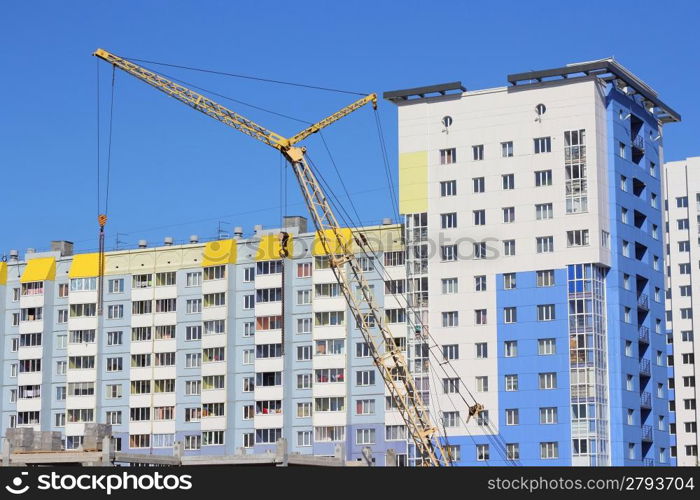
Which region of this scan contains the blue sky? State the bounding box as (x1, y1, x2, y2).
(1, 0, 698, 255)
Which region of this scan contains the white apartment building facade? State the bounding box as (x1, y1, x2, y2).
(663, 156, 700, 465)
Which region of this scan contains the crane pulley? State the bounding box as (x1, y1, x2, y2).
(93, 48, 473, 466)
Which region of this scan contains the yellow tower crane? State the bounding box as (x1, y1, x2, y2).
(94, 48, 482, 466)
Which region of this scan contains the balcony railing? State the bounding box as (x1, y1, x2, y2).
(638, 326, 650, 344)
(632, 135, 645, 152)
(637, 294, 649, 311)
(641, 425, 653, 442)
(643, 458, 655, 467)
(641, 391, 652, 409)
(640, 358, 651, 377)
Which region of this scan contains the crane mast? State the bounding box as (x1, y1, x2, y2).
(94, 48, 460, 466)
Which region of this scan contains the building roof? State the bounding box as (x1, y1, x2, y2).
(383, 82, 466, 103)
(507, 58, 680, 123)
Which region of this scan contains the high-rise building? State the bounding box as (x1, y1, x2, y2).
(0, 219, 410, 465)
(385, 58, 680, 465)
(663, 156, 700, 465)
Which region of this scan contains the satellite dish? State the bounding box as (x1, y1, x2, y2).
(535, 103, 546, 116)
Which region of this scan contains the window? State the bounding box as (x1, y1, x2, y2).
(441, 277, 458, 294)
(473, 242, 487, 259)
(442, 311, 459, 327)
(475, 342, 488, 359)
(441, 245, 457, 261)
(473, 177, 485, 193)
(296, 345, 312, 362)
(534, 136, 551, 154)
(503, 239, 516, 256)
(186, 298, 202, 314)
(535, 203, 553, 220)
(472, 144, 484, 161)
(243, 294, 255, 309)
(155, 272, 176, 287)
(131, 300, 152, 315)
(185, 380, 201, 395)
(297, 289, 312, 305)
(297, 262, 312, 278)
(536, 236, 554, 253)
(539, 372, 557, 389)
(537, 270, 554, 287)
(626, 374, 634, 391)
(538, 338, 555, 355)
(504, 341, 518, 358)
(315, 427, 345, 442)
(506, 409, 519, 425)
(501, 141, 513, 157)
(476, 444, 490, 461)
(356, 370, 375, 386)
(356, 429, 375, 445)
(567, 229, 589, 247)
(535, 170, 552, 186)
(203, 265, 226, 280)
(441, 212, 457, 229)
(537, 304, 555, 321)
(679, 240, 691, 252)
(503, 307, 517, 324)
(356, 399, 375, 415)
(106, 304, 123, 320)
(677, 196, 688, 208)
(384, 251, 405, 267)
(506, 443, 520, 460)
(476, 376, 488, 392)
(297, 317, 312, 334)
(297, 373, 312, 389)
(540, 407, 557, 424)
(186, 325, 202, 341)
(106, 357, 123, 372)
(440, 180, 457, 197)
(443, 378, 460, 394)
(186, 271, 202, 287)
(619, 142, 626, 159)
(502, 173, 515, 190)
(443, 344, 459, 360)
(503, 272, 516, 290)
(474, 275, 486, 291)
(442, 411, 459, 428)
(440, 148, 456, 165)
(503, 206, 515, 223)
(203, 431, 225, 446)
(314, 311, 344, 326)
(541, 442, 559, 459)
(473, 210, 485, 226)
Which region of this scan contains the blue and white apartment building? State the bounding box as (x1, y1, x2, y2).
(385, 58, 680, 465)
(0, 59, 687, 467)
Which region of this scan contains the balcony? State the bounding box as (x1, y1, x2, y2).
(637, 294, 649, 311)
(643, 458, 655, 467)
(641, 425, 653, 442)
(632, 135, 645, 153)
(640, 391, 652, 409)
(638, 326, 650, 344)
(640, 358, 651, 377)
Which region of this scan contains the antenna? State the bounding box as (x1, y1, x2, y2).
(114, 232, 128, 250)
(216, 221, 231, 240)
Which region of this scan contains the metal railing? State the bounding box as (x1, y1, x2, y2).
(638, 326, 650, 344)
(641, 391, 652, 409)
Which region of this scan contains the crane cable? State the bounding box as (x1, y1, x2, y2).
(96, 64, 116, 316)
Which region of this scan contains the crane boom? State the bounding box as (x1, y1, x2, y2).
(94, 48, 457, 466)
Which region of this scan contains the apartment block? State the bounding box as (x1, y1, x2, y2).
(663, 156, 700, 465)
(0, 218, 409, 465)
(385, 58, 679, 465)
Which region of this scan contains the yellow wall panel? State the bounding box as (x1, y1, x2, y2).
(202, 239, 237, 267)
(20, 257, 56, 283)
(399, 151, 428, 214)
(255, 234, 293, 261)
(68, 253, 100, 278)
(312, 228, 354, 256)
(0, 262, 6, 285)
